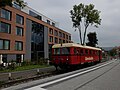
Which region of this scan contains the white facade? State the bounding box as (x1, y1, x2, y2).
(12, 2, 59, 27)
(21, 6, 59, 27)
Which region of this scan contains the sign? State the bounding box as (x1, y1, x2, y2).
(85, 57, 93, 60)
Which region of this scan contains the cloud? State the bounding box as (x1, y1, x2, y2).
(25, 0, 120, 47)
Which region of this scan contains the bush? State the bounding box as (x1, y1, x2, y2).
(8, 62, 15, 70)
(21, 61, 32, 66)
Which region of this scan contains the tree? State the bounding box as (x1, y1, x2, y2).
(0, 0, 12, 7)
(86, 32, 98, 47)
(70, 3, 101, 45)
(0, 0, 26, 8)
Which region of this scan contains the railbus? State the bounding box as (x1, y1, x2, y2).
(51, 43, 102, 69)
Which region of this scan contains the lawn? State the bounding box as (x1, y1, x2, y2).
(0, 64, 51, 73)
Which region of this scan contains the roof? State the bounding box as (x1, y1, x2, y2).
(52, 43, 101, 50)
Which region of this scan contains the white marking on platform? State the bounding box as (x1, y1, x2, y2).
(25, 87, 46, 90)
(25, 60, 116, 90)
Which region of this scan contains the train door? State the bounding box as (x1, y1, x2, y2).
(76, 48, 79, 63)
(73, 48, 78, 64)
(80, 49, 84, 64)
(77, 48, 81, 64)
(98, 50, 101, 62)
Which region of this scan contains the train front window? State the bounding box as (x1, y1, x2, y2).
(54, 48, 60, 54)
(61, 47, 70, 54)
(54, 47, 70, 55)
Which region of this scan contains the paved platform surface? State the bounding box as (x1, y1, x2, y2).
(77, 60, 120, 90)
(45, 60, 120, 90)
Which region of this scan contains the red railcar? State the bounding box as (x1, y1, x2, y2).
(51, 43, 102, 69)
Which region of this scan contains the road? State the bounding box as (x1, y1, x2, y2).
(3, 59, 119, 90)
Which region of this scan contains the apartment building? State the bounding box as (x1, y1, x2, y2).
(0, 3, 71, 63)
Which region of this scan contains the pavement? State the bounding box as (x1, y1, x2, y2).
(45, 59, 120, 90)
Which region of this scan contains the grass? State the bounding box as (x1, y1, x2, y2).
(0, 64, 50, 73)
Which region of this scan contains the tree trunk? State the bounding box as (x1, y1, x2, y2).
(83, 26, 88, 45)
(78, 26, 82, 45)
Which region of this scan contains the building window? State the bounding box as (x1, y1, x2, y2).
(13, 2, 21, 10)
(0, 9, 11, 20)
(0, 39, 10, 50)
(66, 35, 68, 39)
(59, 32, 62, 37)
(54, 30, 58, 36)
(15, 41, 23, 51)
(49, 36, 53, 42)
(31, 21, 45, 59)
(69, 36, 71, 40)
(55, 37, 58, 43)
(49, 28, 53, 35)
(16, 14, 24, 25)
(2, 54, 7, 63)
(47, 20, 50, 24)
(29, 10, 42, 20)
(63, 40, 65, 43)
(59, 39, 62, 44)
(52, 22, 55, 26)
(0, 22, 11, 33)
(63, 33, 65, 38)
(16, 26, 23, 36)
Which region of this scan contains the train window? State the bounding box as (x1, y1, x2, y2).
(94, 51, 96, 54)
(80, 49, 83, 54)
(61, 47, 70, 54)
(54, 48, 60, 54)
(74, 48, 77, 54)
(96, 51, 99, 55)
(85, 49, 88, 54)
(89, 50, 92, 54)
(77, 50, 79, 54)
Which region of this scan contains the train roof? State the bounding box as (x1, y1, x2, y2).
(52, 43, 101, 50)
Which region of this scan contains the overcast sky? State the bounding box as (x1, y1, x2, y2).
(25, 0, 120, 47)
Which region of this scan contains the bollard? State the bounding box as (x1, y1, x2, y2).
(47, 59, 50, 65)
(37, 69, 40, 75)
(8, 73, 12, 80)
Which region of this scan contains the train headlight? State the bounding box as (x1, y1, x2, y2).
(67, 58, 69, 61)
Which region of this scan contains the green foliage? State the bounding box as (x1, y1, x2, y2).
(70, 3, 101, 45)
(15, 0, 26, 8)
(0, 65, 50, 73)
(108, 49, 117, 56)
(0, 0, 12, 7)
(86, 32, 98, 47)
(0, 62, 50, 73)
(7, 62, 16, 70)
(0, 0, 26, 8)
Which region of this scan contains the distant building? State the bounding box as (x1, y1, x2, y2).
(0, 3, 71, 63)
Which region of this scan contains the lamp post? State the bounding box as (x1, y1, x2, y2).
(0, 54, 3, 64)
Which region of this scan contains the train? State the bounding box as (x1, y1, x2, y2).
(51, 43, 102, 70)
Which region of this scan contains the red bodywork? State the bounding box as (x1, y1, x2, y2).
(52, 46, 102, 68)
